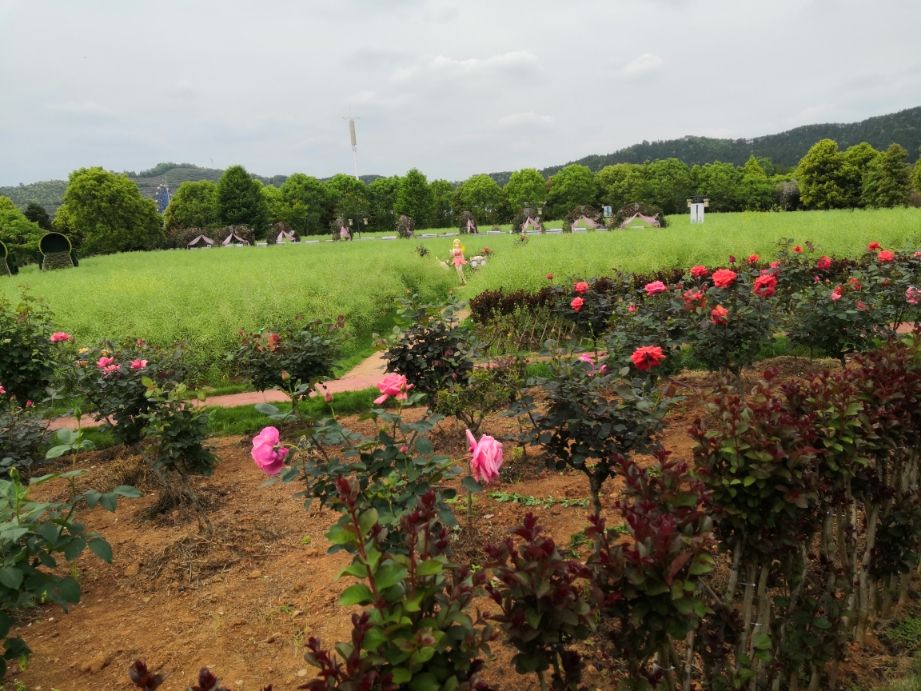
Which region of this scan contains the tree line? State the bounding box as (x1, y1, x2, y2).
(1, 138, 919, 259)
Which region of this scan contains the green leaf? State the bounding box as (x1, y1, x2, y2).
(416, 559, 444, 576)
(64, 536, 87, 561)
(337, 563, 368, 580)
(0, 568, 23, 590)
(461, 476, 483, 494)
(373, 564, 407, 590)
(55, 428, 77, 445)
(358, 508, 379, 536)
(409, 672, 440, 691)
(255, 403, 280, 416)
(88, 537, 113, 563)
(45, 445, 72, 460)
(414, 437, 434, 455)
(0, 613, 12, 639)
(339, 584, 375, 606)
(752, 631, 772, 649)
(391, 667, 412, 684)
(57, 577, 81, 604)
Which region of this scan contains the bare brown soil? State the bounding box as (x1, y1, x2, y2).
(8, 357, 917, 691)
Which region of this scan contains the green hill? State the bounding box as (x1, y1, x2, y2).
(523, 106, 921, 181)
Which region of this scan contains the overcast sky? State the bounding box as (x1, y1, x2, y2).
(1, 0, 919, 186)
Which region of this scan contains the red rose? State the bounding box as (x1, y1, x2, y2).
(690, 265, 708, 278)
(878, 250, 895, 262)
(728, 255, 736, 263)
(868, 242, 881, 251)
(682, 289, 706, 310)
(816, 256, 831, 270)
(747, 254, 759, 264)
(848, 277, 861, 291)
(711, 305, 728, 325)
(753, 273, 777, 298)
(793, 246, 803, 253)
(571, 297, 584, 311)
(770, 261, 779, 269)
(630, 345, 666, 371)
(712, 269, 737, 288)
(547, 273, 553, 280)
(574, 281, 590, 294)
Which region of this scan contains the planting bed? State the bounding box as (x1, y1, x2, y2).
(10, 358, 920, 691)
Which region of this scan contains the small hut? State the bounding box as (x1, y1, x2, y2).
(222, 231, 250, 246)
(187, 234, 214, 249)
(0, 240, 16, 277)
(39, 232, 78, 271)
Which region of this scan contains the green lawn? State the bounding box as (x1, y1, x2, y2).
(3, 208, 919, 383)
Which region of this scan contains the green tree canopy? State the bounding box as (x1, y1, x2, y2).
(913, 148, 921, 196)
(861, 143, 912, 208)
(163, 180, 218, 234)
(738, 155, 775, 211)
(57, 167, 163, 254)
(368, 176, 400, 232)
(503, 168, 547, 211)
(798, 139, 851, 210)
(547, 164, 595, 218)
(455, 174, 503, 225)
(0, 197, 44, 257)
(394, 168, 434, 228)
(429, 179, 455, 229)
(841, 142, 881, 207)
(23, 203, 52, 231)
(644, 159, 692, 215)
(215, 165, 269, 235)
(696, 162, 743, 212)
(594, 164, 648, 210)
(279, 173, 331, 235)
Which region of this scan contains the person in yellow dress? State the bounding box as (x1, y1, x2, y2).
(450, 238, 467, 285)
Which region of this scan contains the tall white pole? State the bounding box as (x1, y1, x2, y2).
(349, 119, 359, 180)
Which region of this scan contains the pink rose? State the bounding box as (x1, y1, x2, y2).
(0, 384, 5, 395)
(644, 281, 666, 296)
(466, 429, 503, 485)
(130, 359, 147, 370)
(878, 250, 895, 262)
(571, 297, 584, 312)
(26, 400, 33, 407)
(628, 304, 636, 313)
(690, 266, 708, 278)
(374, 373, 412, 405)
(251, 426, 289, 475)
(574, 281, 590, 294)
(103, 364, 119, 375)
(400, 444, 408, 453)
(97, 356, 115, 369)
(50, 332, 71, 343)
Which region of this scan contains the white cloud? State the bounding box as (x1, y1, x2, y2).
(622, 53, 664, 78)
(348, 90, 377, 104)
(788, 104, 829, 124)
(394, 51, 540, 83)
(45, 101, 114, 117)
(496, 111, 555, 128)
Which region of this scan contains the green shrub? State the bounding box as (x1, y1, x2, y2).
(0, 292, 56, 403)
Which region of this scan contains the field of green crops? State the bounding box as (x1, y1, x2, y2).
(2, 208, 919, 382)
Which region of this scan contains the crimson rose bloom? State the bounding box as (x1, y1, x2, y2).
(793, 245, 803, 253)
(816, 256, 832, 270)
(630, 345, 666, 371)
(711, 305, 729, 325)
(753, 273, 777, 298)
(645, 281, 666, 296)
(712, 269, 737, 288)
(574, 281, 589, 294)
(878, 250, 895, 262)
(547, 273, 553, 280)
(571, 297, 584, 311)
(868, 242, 881, 251)
(690, 265, 708, 278)
(747, 254, 759, 264)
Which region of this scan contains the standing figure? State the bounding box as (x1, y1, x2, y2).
(450, 238, 467, 285)
(340, 225, 351, 241)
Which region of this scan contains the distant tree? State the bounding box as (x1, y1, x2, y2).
(547, 164, 595, 218)
(861, 143, 912, 208)
(215, 165, 269, 236)
(503, 168, 547, 211)
(57, 167, 163, 254)
(368, 176, 400, 232)
(594, 164, 648, 210)
(696, 162, 743, 212)
(163, 180, 218, 234)
(394, 168, 434, 228)
(738, 155, 775, 211)
(23, 202, 51, 230)
(429, 179, 455, 229)
(0, 197, 44, 257)
(914, 149, 921, 195)
(644, 159, 692, 215)
(798, 139, 851, 210)
(280, 174, 331, 235)
(841, 142, 880, 207)
(456, 174, 504, 225)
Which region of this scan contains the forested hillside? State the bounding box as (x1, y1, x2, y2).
(507, 106, 921, 183)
